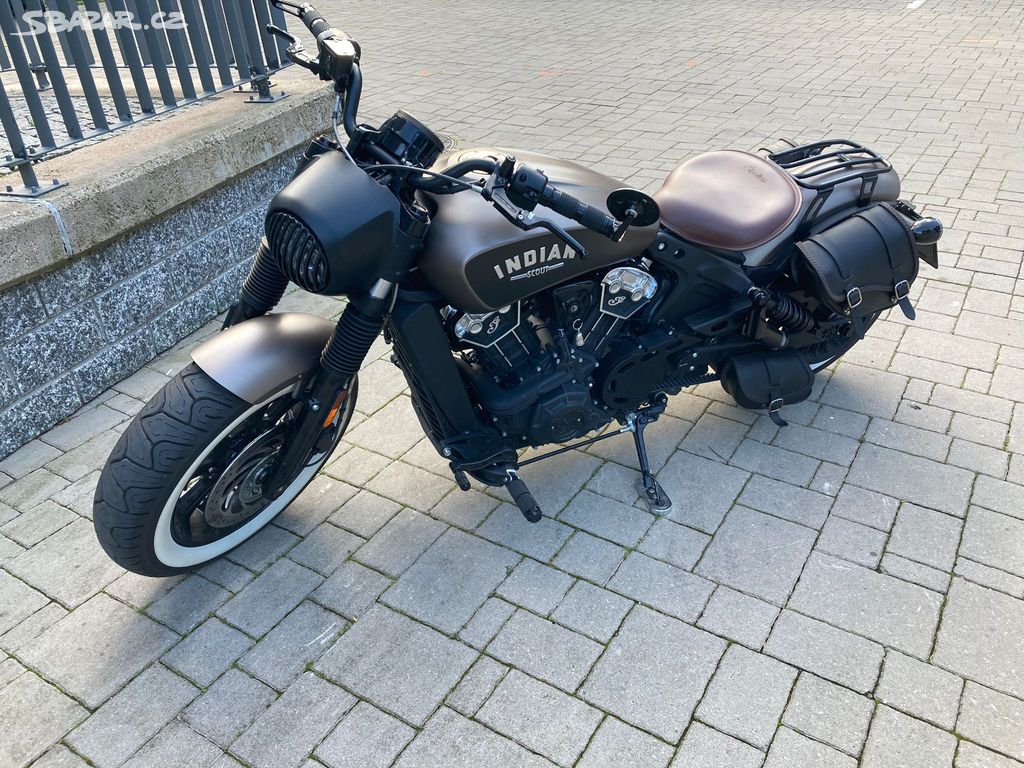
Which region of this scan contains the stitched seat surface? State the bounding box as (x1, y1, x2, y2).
(653, 150, 802, 251)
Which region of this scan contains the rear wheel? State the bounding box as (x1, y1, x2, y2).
(803, 312, 880, 372)
(94, 364, 354, 576)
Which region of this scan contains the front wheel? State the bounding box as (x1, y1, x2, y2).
(94, 364, 354, 576)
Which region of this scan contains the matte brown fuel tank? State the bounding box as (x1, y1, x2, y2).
(419, 148, 658, 312)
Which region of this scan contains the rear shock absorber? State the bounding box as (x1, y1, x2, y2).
(748, 287, 815, 333)
(223, 238, 290, 328)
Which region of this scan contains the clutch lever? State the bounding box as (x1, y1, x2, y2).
(487, 188, 588, 258)
(481, 158, 588, 257)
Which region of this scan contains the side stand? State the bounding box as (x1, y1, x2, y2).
(630, 393, 672, 513)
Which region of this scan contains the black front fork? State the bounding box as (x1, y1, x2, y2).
(223, 238, 291, 329)
(263, 288, 391, 498)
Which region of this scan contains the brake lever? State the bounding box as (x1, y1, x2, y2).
(266, 24, 319, 73)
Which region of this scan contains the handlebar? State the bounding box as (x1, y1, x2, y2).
(296, 3, 332, 37)
(540, 185, 619, 240)
(267, 1, 635, 251)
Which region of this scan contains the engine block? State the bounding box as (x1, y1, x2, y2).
(446, 264, 661, 444)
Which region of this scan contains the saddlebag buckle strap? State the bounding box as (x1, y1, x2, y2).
(767, 397, 789, 427)
(894, 279, 916, 320)
(846, 286, 863, 310)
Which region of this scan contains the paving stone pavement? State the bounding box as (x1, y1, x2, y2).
(1, 0, 1023, 765)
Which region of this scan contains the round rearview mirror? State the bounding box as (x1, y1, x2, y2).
(607, 188, 661, 227)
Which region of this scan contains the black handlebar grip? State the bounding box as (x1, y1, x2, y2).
(299, 5, 331, 36)
(541, 186, 618, 239)
(506, 476, 543, 523)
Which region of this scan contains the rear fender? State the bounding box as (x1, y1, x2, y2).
(190, 313, 334, 404)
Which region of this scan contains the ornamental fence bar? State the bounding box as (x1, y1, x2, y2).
(0, 0, 290, 196)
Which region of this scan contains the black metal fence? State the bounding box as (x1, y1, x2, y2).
(0, 0, 291, 196)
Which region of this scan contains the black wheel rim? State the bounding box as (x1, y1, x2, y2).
(169, 393, 340, 548)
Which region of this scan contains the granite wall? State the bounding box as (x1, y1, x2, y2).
(0, 149, 301, 458)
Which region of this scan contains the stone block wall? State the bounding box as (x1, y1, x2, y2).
(0, 149, 300, 458)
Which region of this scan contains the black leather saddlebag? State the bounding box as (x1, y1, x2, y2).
(793, 202, 918, 321)
(719, 350, 813, 426)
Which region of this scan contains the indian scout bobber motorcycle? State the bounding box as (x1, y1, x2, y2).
(94, 3, 943, 576)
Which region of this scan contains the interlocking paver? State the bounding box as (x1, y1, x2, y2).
(559, 490, 653, 547)
(381, 527, 518, 632)
(0, 671, 86, 768)
(7, 2, 1024, 763)
(877, 650, 963, 730)
(19, 593, 177, 708)
(960, 507, 1024, 577)
(764, 610, 883, 694)
(477, 669, 603, 767)
(496, 558, 573, 615)
(150, 574, 232, 634)
(782, 673, 873, 756)
(889, 504, 963, 572)
(958, 682, 1024, 762)
(329, 489, 401, 538)
(457, 597, 515, 650)
(0, 570, 48, 635)
(445, 655, 508, 717)
(737, 475, 833, 529)
(311, 560, 391, 621)
(955, 743, 1024, 768)
(695, 506, 815, 605)
(697, 585, 779, 649)
(231, 672, 355, 768)
(286, 522, 363, 575)
(393, 707, 554, 768)
(162, 617, 253, 687)
(696, 644, 796, 749)
(217, 558, 322, 637)
(861, 706, 957, 768)
(789, 553, 943, 657)
(182, 668, 277, 747)
(763, 727, 855, 768)
(489, 609, 603, 693)
(316, 604, 475, 725)
(552, 531, 625, 584)
(580, 606, 725, 742)
(121, 721, 222, 768)
(847, 444, 974, 517)
(636, 518, 710, 570)
(934, 579, 1024, 699)
(315, 700, 416, 768)
(577, 717, 673, 768)
(657, 451, 749, 533)
(550, 581, 631, 643)
(830, 484, 899, 531)
(353, 508, 446, 577)
(0, 500, 75, 547)
(239, 601, 345, 690)
(815, 515, 887, 568)
(67, 664, 198, 768)
(5, 518, 122, 608)
(477, 503, 572, 561)
(607, 551, 714, 622)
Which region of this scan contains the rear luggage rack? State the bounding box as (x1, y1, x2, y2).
(768, 139, 892, 190)
(768, 139, 894, 228)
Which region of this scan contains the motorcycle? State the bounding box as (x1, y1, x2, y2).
(93, 2, 943, 576)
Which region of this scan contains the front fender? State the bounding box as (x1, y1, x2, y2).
(191, 313, 335, 403)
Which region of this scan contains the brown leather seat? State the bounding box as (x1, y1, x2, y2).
(653, 150, 802, 251)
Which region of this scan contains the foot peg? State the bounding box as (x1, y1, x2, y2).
(506, 471, 543, 523)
